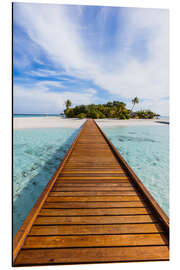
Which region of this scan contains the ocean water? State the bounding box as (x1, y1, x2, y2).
(13, 114, 62, 118)
(102, 125, 169, 216)
(13, 127, 78, 236)
(13, 124, 169, 236)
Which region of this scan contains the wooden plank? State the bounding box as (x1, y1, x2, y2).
(63, 166, 122, 168)
(14, 246, 169, 265)
(43, 201, 145, 208)
(62, 171, 126, 173)
(38, 207, 151, 216)
(29, 223, 164, 236)
(23, 233, 167, 249)
(54, 183, 134, 187)
(49, 191, 138, 196)
(59, 173, 128, 177)
(46, 195, 142, 202)
(68, 159, 119, 163)
(56, 180, 131, 184)
(34, 215, 156, 225)
(58, 176, 129, 180)
(52, 186, 135, 191)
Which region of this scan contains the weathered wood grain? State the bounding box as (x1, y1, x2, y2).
(15, 246, 169, 266)
(29, 223, 163, 236)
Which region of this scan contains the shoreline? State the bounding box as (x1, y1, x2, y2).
(13, 117, 169, 130)
(96, 118, 169, 128)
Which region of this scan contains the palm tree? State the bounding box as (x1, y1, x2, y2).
(65, 99, 72, 110)
(131, 97, 139, 112)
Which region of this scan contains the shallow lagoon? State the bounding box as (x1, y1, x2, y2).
(13, 124, 169, 235)
(13, 127, 78, 236)
(102, 125, 169, 215)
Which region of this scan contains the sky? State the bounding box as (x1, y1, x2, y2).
(13, 3, 169, 115)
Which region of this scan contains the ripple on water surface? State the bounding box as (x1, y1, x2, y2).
(102, 125, 169, 216)
(13, 127, 78, 236)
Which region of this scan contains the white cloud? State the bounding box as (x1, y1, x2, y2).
(14, 84, 97, 113)
(27, 69, 62, 77)
(14, 4, 169, 114)
(36, 80, 64, 89)
(86, 88, 97, 95)
(126, 97, 169, 116)
(14, 3, 96, 75)
(140, 98, 169, 116)
(92, 8, 169, 100)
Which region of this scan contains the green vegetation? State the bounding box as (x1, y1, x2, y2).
(131, 110, 160, 119)
(64, 99, 159, 119)
(131, 96, 139, 111)
(65, 99, 72, 110)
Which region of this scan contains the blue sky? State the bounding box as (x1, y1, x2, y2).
(13, 3, 169, 115)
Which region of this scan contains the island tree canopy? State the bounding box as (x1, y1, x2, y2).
(64, 100, 158, 119)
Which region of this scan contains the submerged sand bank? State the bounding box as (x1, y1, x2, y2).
(13, 117, 169, 130)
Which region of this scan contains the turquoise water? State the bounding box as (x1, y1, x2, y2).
(13, 125, 169, 236)
(13, 127, 78, 236)
(102, 125, 169, 216)
(13, 114, 62, 118)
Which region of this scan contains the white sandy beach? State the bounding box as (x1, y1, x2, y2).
(96, 118, 169, 128)
(13, 116, 169, 130)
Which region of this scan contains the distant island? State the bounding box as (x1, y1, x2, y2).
(64, 98, 160, 119)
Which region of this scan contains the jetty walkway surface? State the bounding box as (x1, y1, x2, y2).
(13, 119, 169, 266)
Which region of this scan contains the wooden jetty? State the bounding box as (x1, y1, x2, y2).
(13, 119, 169, 266)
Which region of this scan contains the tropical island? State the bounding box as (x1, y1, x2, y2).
(64, 97, 160, 119)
